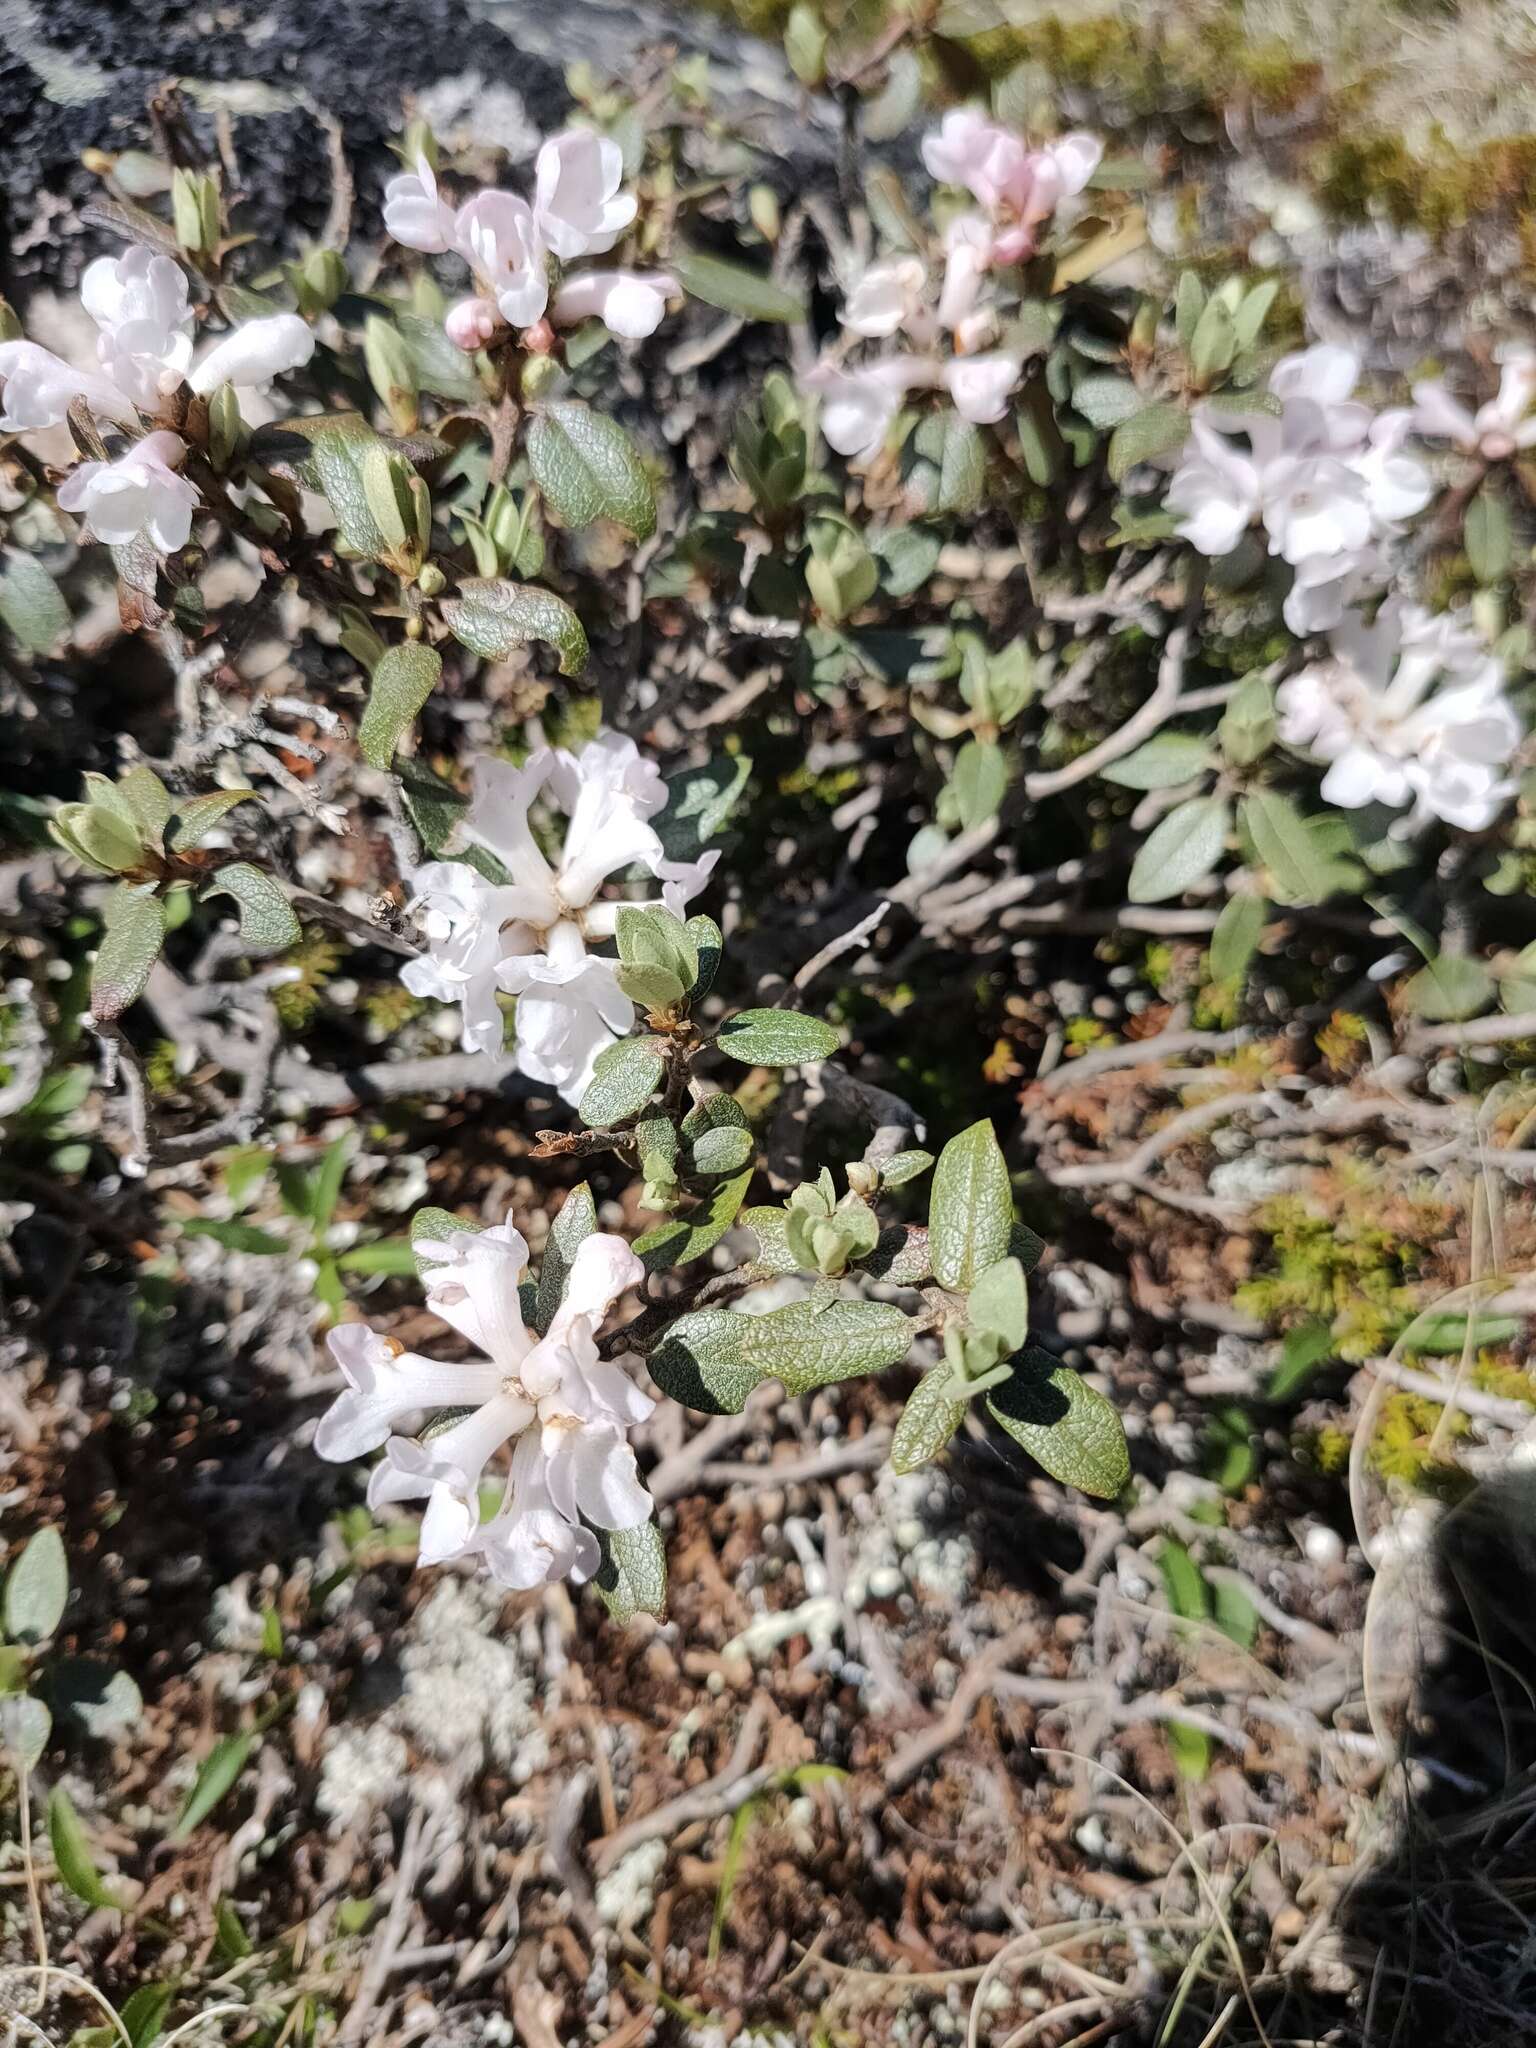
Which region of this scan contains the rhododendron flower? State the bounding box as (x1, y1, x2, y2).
(189, 314, 316, 394)
(56, 430, 198, 551)
(921, 109, 1101, 263)
(551, 269, 679, 341)
(0, 340, 138, 431)
(802, 355, 937, 460)
(316, 1214, 652, 1590)
(533, 130, 636, 260)
(400, 732, 715, 1102)
(1167, 345, 1431, 634)
(1276, 599, 1520, 831)
(1412, 349, 1536, 461)
(82, 248, 194, 411)
(382, 154, 459, 254)
(384, 129, 675, 350)
(843, 257, 931, 342)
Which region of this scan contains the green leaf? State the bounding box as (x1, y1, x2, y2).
(579, 1037, 665, 1126)
(1107, 402, 1189, 481)
(1128, 795, 1230, 904)
(215, 1897, 254, 1960)
(441, 577, 588, 677)
(358, 642, 442, 768)
(649, 1297, 914, 1414)
(334, 1238, 418, 1276)
(1072, 373, 1143, 429)
(1266, 1320, 1334, 1401)
(671, 248, 805, 325)
(171, 1732, 253, 1840)
(5, 1527, 68, 1644)
(656, 753, 753, 859)
(716, 1009, 838, 1066)
(1465, 483, 1513, 585)
(616, 906, 699, 991)
(394, 310, 484, 402)
(690, 1125, 753, 1175)
(121, 1984, 176, 2048)
(909, 411, 987, 516)
(591, 1521, 667, 1622)
(878, 1148, 933, 1187)
(396, 756, 467, 857)
(0, 551, 69, 654)
(861, 1224, 934, 1286)
(180, 1218, 289, 1255)
(967, 1256, 1029, 1347)
(685, 914, 724, 1000)
(1403, 954, 1495, 1023)
(1103, 732, 1214, 790)
(890, 1370, 968, 1475)
(205, 863, 301, 951)
(534, 1183, 598, 1334)
(1175, 272, 1206, 349)
(91, 885, 166, 1020)
(873, 524, 942, 597)
(411, 1205, 480, 1276)
(1217, 673, 1276, 767)
(618, 963, 686, 1012)
(1240, 791, 1360, 907)
(1166, 1720, 1211, 1782)
(951, 738, 1008, 829)
(308, 1133, 352, 1231)
(929, 1119, 1014, 1292)
(48, 1784, 121, 1910)
(1159, 1537, 1210, 1622)
(634, 1168, 752, 1271)
(1404, 1309, 1521, 1355)
(167, 788, 257, 853)
(1213, 1577, 1259, 1650)
(48, 1658, 143, 1740)
(528, 401, 656, 541)
(1209, 893, 1266, 986)
(738, 1205, 800, 1276)
(0, 1695, 51, 1769)
(987, 1348, 1130, 1498)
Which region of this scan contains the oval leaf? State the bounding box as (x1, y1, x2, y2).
(929, 1119, 1014, 1293)
(91, 886, 166, 1021)
(716, 1010, 838, 1067)
(649, 1297, 913, 1414)
(172, 1731, 254, 1840)
(4, 1526, 68, 1644)
(634, 1168, 752, 1271)
(1127, 795, 1230, 905)
(987, 1348, 1129, 1499)
(441, 577, 588, 676)
(534, 1183, 598, 1334)
(358, 642, 442, 769)
(890, 1372, 967, 1476)
(49, 1784, 121, 1910)
(579, 1037, 665, 1127)
(528, 401, 656, 541)
(671, 247, 805, 325)
(591, 1521, 667, 1622)
(206, 863, 302, 951)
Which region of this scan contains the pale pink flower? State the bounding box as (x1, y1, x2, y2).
(1413, 349, 1536, 461)
(533, 129, 636, 261)
(383, 155, 459, 254)
(455, 190, 548, 328)
(801, 355, 940, 461)
(943, 350, 1022, 424)
(189, 314, 315, 394)
(551, 269, 678, 340)
(0, 340, 139, 431)
(921, 110, 1101, 263)
(56, 429, 198, 551)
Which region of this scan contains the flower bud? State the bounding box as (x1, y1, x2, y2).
(749, 183, 781, 244)
(364, 314, 420, 433)
(298, 245, 349, 316)
(519, 350, 561, 401)
(445, 296, 498, 352)
(416, 561, 446, 597)
(171, 168, 220, 258)
(401, 118, 438, 172)
(206, 382, 245, 471)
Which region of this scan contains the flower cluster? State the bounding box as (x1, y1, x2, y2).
(1167, 344, 1432, 634)
(1276, 598, 1520, 831)
(0, 243, 314, 551)
(401, 731, 715, 1102)
(316, 1213, 652, 1590)
(384, 129, 678, 347)
(801, 110, 1100, 460)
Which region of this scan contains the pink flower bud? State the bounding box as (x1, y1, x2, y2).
(445, 296, 499, 351)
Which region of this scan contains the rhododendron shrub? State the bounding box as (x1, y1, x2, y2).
(4, 61, 1531, 1622)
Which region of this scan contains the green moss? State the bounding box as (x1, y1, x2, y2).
(273, 930, 345, 1031)
(1237, 1184, 1443, 1361)
(1368, 1391, 1471, 1495)
(1317, 127, 1536, 234)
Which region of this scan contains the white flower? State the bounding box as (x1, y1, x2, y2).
(1167, 345, 1431, 629)
(533, 129, 636, 260)
(401, 732, 716, 1104)
(383, 155, 459, 254)
(943, 350, 1022, 425)
(843, 257, 930, 342)
(455, 190, 548, 329)
(317, 1213, 652, 1590)
(1413, 349, 1536, 461)
(55, 429, 199, 550)
(82, 247, 194, 411)
(801, 355, 940, 461)
(1276, 598, 1521, 831)
(189, 314, 316, 394)
(0, 339, 139, 431)
(920, 109, 1101, 263)
(551, 269, 678, 340)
